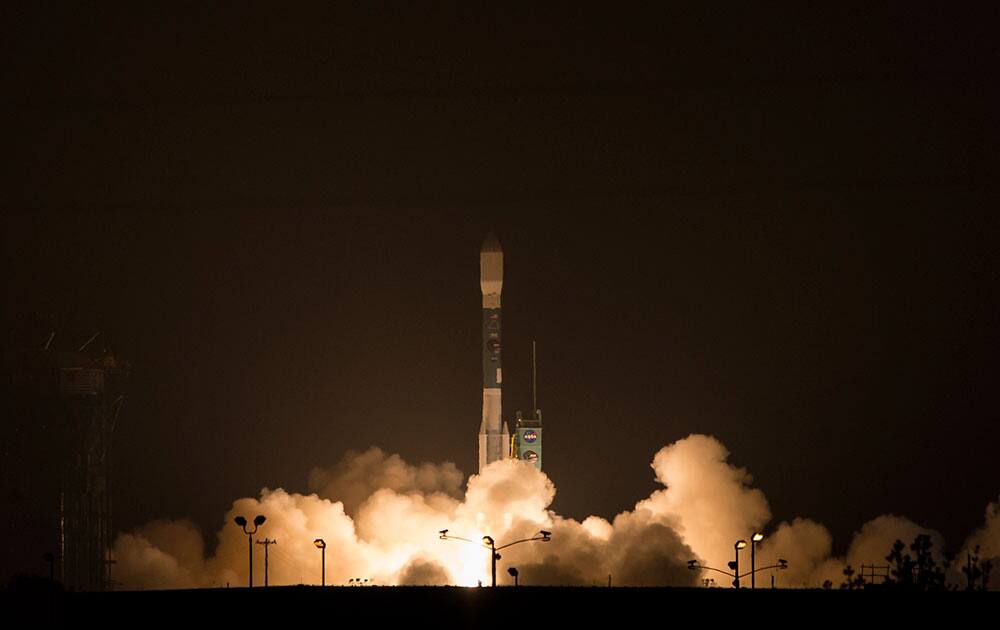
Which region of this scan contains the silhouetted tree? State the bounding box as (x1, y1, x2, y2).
(884, 534, 947, 591)
(885, 539, 915, 588)
(839, 564, 866, 590)
(960, 545, 993, 591)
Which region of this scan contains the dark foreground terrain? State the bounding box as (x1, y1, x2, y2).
(4, 582, 996, 626)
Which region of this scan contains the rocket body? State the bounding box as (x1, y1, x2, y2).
(479, 234, 508, 473)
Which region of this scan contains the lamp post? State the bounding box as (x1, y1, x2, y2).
(732, 540, 747, 589)
(234, 514, 266, 588)
(314, 539, 326, 587)
(751, 532, 765, 589)
(439, 529, 551, 586)
(483, 536, 498, 588)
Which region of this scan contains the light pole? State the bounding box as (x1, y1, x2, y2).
(731, 540, 747, 588)
(751, 532, 764, 589)
(483, 536, 499, 588)
(314, 539, 326, 587)
(234, 514, 266, 588)
(508, 567, 519, 586)
(439, 529, 551, 587)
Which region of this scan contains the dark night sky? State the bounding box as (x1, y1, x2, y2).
(4, 4, 999, 572)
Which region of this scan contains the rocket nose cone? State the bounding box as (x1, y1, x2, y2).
(482, 232, 502, 254)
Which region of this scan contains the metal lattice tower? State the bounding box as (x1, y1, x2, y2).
(7, 338, 128, 591)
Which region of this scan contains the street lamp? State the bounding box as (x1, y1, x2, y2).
(234, 514, 266, 588)
(507, 567, 520, 586)
(751, 532, 765, 589)
(482, 536, 500, 588)
(314, 539, 327, 587)
(732, 540, 747, 589)
(439, 529, 551, 586)
(508, 567, 519, 586)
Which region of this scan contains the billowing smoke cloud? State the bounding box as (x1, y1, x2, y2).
(755, 517, 837, 587)
(308, 447, 464, 517)
(114, 519, 206, 589)
(639, 435, 771, 573)
(753, 514, 947, 588)
(960, 496, 1000, 560)
(112, 435, 999, 589)
(954, 496, 1000, 587)
(845, 515, 945, 570)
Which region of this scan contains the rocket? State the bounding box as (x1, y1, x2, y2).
(479, 233, 509, 473)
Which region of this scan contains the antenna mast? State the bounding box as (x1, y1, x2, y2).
(532, 340, 537, 416)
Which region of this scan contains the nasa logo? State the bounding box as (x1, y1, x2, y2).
(523, 430, 538, 443)
(523, 450, 538, 462)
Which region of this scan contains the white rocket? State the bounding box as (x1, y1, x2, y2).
(479, 233, 509, 472)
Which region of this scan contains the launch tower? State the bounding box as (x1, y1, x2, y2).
(511, 341, 543, 470)
(4, 334, 128, 591)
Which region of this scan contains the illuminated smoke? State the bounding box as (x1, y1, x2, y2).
(113, 520, 205, 589)
(112, 436, 997, 589)
(754, 514, 947, 588)
(960, 496, 1000, 561)
(638, 434, 771, 574)
(954, 496, 1000, 588)
(755, 517, 838, 587)
(845, 515, 945, 569)
(307, 447, 464, 517)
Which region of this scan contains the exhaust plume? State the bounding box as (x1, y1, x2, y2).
(308, 447, 464, 517)
(112, 435, 998, 589)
